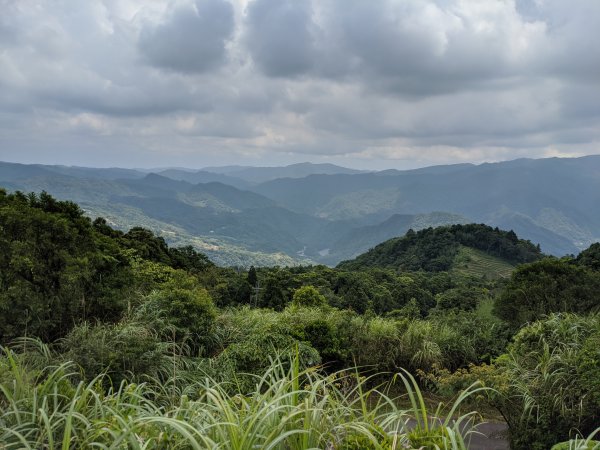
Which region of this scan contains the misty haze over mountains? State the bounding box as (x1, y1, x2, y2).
(1, 155, 598, 266)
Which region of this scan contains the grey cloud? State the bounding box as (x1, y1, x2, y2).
(515, 0, 543, 21)
(558, 83, 600, 121)
(244, 0, 315, 77)
(331, 0, 546, 96)
(241, 0, 550, 97)
(540, 2, 600, 82)
(35, 80, 215, 117)
(138, 0, 234, 73)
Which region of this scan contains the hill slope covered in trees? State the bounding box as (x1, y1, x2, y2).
(338, 224, 543, 274)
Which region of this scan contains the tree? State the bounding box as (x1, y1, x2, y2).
(169, 245, 213, 272)
(260, 273, 288, 310)
(577, 242, 600, 271)
(247, 266, 258, 287)
(0, 190, 129, 342)
(292, 285, 327, 308)
(494, 258, 600, 328)
(435, 286, 486, 311)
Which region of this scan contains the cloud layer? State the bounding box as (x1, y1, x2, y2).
(0, 0, 599, 169)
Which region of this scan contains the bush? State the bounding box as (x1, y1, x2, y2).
(281, 306, 355, 367)
(435, 286, 487, 311)
(349, 315, 403, 373)
(493, 314, 600, 450)
(212, 307, 321, 391)
(62, 322, 164, 384)
(134, 283, 217, 353)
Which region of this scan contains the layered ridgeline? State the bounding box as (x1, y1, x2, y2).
(338, 224, 543, 279)
(1, 156, 600, 265)
(0, 161, 470, 266)
(252, 156, 600, 256)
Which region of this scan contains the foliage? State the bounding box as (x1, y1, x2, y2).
(168, 245, 214, 272)
(412, 314, 600, 450)
(258, 269, 291, 310)
(247, 265, 258, 286)
(292, 285, 327, 308)
(338, 223, 542, 272)
(577, 242, 600, 271)
(134, 279, 217, 352)
(495, 314, 600, 449)
(435, 286, 488, 311)
(0, 190, 131, 342)
(494, 258, 600, 328)
(281, 306, 354, 367)
(0, 345, 485, 450)
(552, 428, 600, 450)
(61, 322, 164, 385)
(0, 190, 217, 344)
(3, 189, 600, 449)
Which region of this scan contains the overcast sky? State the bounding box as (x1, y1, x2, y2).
(1, 0, 599, 170)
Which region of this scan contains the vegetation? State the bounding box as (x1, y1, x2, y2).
(0, 343, 490, 450)
(494, 258, 600, 328)
(338, 224, 542, 272)
(450, 246, 515, 280)
(7, 156, 600, 266)
(1, 190, 599, 449)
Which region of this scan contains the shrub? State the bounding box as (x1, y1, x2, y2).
(212, 307, 321, 391)
(0, 350, 485, 450)
(435, 286, 487, 311)
(282, 306, 355, 367)
(62, 322, 164, 384)
(493, 314, 600, 450)
(349, 315, 403, 373)
(134, 284, 217, 353)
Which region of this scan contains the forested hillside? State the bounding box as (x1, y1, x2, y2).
(338, 224, 543, 272)
(1, 190, 599, 449)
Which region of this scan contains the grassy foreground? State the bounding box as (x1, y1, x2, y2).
(0, 342, 489, 450)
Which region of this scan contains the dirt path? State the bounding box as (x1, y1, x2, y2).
(404, 418, 510, 449)
(468, 421, 510, 450)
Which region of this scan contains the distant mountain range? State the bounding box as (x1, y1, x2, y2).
(0, 157, 598, 265)
(199, 162, 366, 183)
(156, 162, 365, 187)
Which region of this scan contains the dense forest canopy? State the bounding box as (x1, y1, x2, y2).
(0, 189, 599, 449)
(337, 223, 543, 272)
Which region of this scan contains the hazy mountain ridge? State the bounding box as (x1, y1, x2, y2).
(156, 169, 252, 190)
(199, 162, 366, 183)
(1, 156, 598, 264)
(250, 156, 600, 255)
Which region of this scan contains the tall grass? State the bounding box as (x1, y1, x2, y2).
(0, 340, 487, 449)
(551, 427, 600, 450)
